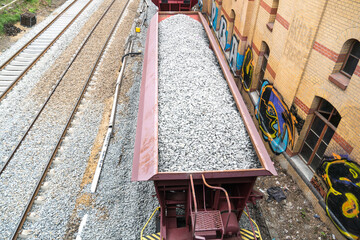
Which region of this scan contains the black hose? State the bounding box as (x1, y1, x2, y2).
(121, 52, 141, 63)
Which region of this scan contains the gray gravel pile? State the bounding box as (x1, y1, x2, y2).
(158, 14, 260, 172)
(80, 4, 159, 238)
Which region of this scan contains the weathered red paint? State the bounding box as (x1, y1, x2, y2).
(132, 13, 159, 182)
(158, 11, 200, 22)
(132, 12, 277, 182)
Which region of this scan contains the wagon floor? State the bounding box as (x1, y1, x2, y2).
(167, 227, 192, 239)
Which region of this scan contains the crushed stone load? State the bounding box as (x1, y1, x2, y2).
(158, 14, 261, 172)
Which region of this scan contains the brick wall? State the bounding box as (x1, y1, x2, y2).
(199, 1, 360, 238)
(203, 0, 360, 164)
(296, 0, 360, 163)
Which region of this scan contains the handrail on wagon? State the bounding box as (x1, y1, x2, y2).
(189, 174, 198, 237)
(201, 174, 231, 234)
(189, 174, 232, 239)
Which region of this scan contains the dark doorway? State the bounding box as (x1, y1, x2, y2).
(300, 99, 341, 170)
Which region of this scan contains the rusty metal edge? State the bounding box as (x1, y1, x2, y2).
(152, 169, 272, 181)
(158, 11, 201, 22)
(132, 13, 159, 181)
(159, 11, 199, 15)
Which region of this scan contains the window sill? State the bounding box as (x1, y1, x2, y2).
(266, 22, 274, 32)
(290, 155, 314, 182)
(328, 72, 350, 90)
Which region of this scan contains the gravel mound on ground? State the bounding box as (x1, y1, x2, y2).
(158, 14, 260, 172)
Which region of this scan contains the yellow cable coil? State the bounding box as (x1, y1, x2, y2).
(243, 210, 263, 240)
(141, 207, 160, 240)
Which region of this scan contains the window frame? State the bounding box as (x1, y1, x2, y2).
(299, 99, 340, 170)
(340, 40, 360, 78)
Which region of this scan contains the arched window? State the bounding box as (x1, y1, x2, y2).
(300, 98, 341, 170)
(341, 40, 360, 77)
(257, 42, 270, 92)
(329, 39, 360, 90)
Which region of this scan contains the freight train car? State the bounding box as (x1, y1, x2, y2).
(151, 0, 198, 11)
(132, 11, 276, 240)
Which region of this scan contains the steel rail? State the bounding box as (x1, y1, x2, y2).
(0, 0, 93, 101)
(0, 0, 79, 70)
(10, 0, 132, 238)
(0, 0, 118, 176)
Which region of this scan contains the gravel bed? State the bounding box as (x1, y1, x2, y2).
(0, 0, 105, 165)
(80, 2, 158, 239)
(158, 15, 260, 172)
(0, 0, 131, 238)
(7, 0, 155, 239)
(22, 0, 148, 238)
(22, 101, 104, 239)
(80, 65, 157, 239)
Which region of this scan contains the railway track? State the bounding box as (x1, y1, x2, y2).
(0, 0, 132, 238)
(0, 0, 93, 101)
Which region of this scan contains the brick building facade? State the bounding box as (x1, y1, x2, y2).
(202, 0, 360, 171)
(201, 0, 360, 238)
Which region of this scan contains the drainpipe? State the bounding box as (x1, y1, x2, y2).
(91, 41, 136, 193)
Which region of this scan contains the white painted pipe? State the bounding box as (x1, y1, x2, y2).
(91, 41, 133, 193)
(0, 0, 21, 12)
